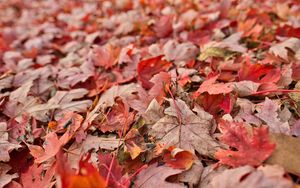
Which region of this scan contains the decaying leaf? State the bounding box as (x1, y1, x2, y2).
(149, 99, 220, 157)
(82, 135, 120, 152)
(198, 47, 237, 61)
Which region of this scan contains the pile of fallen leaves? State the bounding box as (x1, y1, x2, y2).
(1, 0, 300, 187)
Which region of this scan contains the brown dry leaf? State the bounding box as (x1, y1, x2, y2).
(269, 38, 300, 60)
(0, 122, 21, 162)
(209, 165, 293, 188)
(163, 40, 198, 64)
(266, 133, 300, 176)
(149, 99, 220, 157)
(134, 163, 184, 188)
(178, 160, 203, 186)
(255, 98, 290, 134)
(82, 135, 121, 152)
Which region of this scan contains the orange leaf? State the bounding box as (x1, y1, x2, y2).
(56, 152, 106, 188)
(163, 147, 194, 170)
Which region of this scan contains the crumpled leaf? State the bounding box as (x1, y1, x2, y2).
(98, 99, 135, 135)
(163, 147, 194, 170)
(0, 122, 21, 162)
(124, 128, 146, 159)
(149, 99, 220, 157)
(215, 120, 275, 167)
(209, 165, 293, 188)
(47, 88, 92, 116)
(134, 163, 184, 188)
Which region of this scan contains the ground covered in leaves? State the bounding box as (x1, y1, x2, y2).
(1, 0, 300, 187)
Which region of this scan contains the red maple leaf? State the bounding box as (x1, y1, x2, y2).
(98, 153, 130, 188)
(137, 55, 172, 89)
(238, 60, 281, 83)
(149, 72, 171, 104)
(215, 120, 275, 167)
(193, 74, 233, 98)
(196, 93, 235, 116)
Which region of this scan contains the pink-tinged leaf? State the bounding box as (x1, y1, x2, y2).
(154, 15, 173, 38)
(137, 55, 172, 89)
(20, 163, 55, 188)
(163, 40, 198, 63)
(149, 72, 171, 104)
(0, 163, 18, 188)
(255, 98, 290, 134)
(194, 74, 233, 97)
(34, 132, 61, 163)
(89, 44, 120, 69)
(215, 120, 275, 167)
